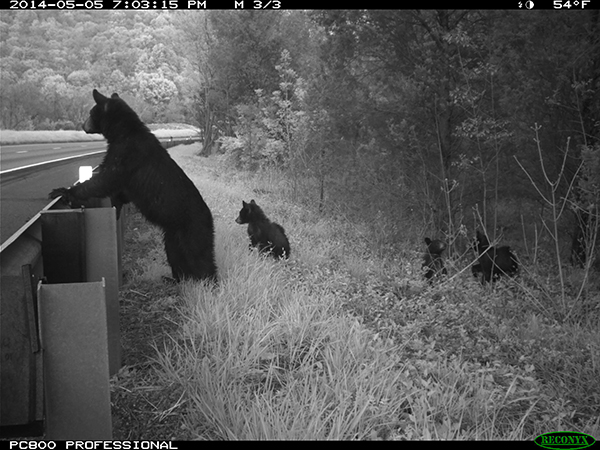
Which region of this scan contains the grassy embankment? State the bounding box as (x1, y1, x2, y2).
(108, 143, 599, 440)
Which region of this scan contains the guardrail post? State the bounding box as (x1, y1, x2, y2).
(38, 280, 112, 440)
(41, 209, 86, 283)
(0, 243, 44, 429)
(37, 206, 122, 439)
(40, 207, 122, 375)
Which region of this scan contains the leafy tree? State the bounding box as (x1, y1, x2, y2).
(178, 11, 222, 155)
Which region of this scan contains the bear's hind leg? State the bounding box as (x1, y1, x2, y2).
(164, 230, 188, 282)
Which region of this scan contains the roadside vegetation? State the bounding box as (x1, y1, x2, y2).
(109, 144, 599, 440)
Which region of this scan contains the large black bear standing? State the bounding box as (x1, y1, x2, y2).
(50, 89, 217, 282)
(235, 200, 290, 259)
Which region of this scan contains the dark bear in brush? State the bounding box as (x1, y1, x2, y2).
(235, 199, 290, 259)
(474, 230, 519, 283)
(50, 89, 217, 282)
(422, 237, 448, 281)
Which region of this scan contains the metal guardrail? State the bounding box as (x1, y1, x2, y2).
(0, 172, 114, 436)
(0, 136, 200, 437)
(0, 136, 199, 252)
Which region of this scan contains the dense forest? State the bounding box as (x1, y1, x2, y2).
(1, 10, 599, 280)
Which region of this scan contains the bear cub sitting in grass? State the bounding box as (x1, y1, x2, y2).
(235, 200, 290, 259)
(422, 237, 447, 282)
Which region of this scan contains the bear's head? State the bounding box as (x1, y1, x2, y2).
(474, 230, 490, 254)
(424, 237, 446, 256)
(235, 200, 266, 224)
(82, 89, 126, 136)
(235, 200, 253, 224)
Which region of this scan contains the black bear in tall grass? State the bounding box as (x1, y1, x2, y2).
(235, 200, 290, 259)
(474, 230, 519, 283)
(422, 237, 447, 281)
(50, 89, 217, 282)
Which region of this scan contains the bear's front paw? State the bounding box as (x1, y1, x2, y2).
(49, 187, 71, 203)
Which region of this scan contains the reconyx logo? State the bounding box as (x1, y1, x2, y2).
(535, 431, 596, 450)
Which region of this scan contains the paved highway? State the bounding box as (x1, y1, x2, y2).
(1, 140, 106, 171)
(1, 142, 107, 245)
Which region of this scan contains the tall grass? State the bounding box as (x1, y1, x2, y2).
(112, 144, 599, 440)
(151, 215, 534, 440)
(147, 167, 408, 438)
(154, 258, 408, 439)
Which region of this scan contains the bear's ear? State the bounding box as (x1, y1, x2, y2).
(242, 201, 248, 207)
(250, 199, 256, 205)
(111, 93, 120, 99)
(92, 89, 108, 105)
(424, 237, 431, 245)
